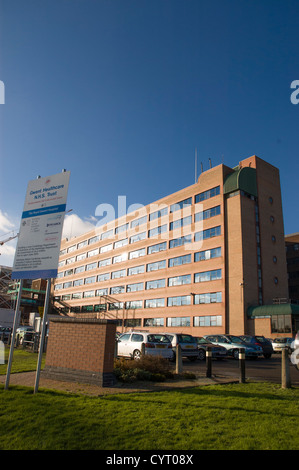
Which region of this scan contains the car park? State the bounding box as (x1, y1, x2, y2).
(15, 326, 35, 345)
(239, 335, 274, 359)
(271, 337, 294, 353)
(194, 336, 228, 361)
(162, 333, 199, 361)
(204, 334, 263, 359)
(117, 331, 173, 360)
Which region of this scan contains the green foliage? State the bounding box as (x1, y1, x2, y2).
(114, 356, 173, 382)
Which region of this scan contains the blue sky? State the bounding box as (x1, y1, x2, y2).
(0, 0, 299, 265)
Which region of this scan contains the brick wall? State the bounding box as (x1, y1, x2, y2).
(42, 318, 117, 386)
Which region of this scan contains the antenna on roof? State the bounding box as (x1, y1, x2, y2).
(209, 157, 212, 169)
(195, 148, 197, 183)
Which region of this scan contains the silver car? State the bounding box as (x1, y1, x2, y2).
(204, 334, 263, 360)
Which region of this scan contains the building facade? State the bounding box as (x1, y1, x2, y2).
(53, 155, 293, 337)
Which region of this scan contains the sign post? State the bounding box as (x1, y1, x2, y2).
(5, 170, 70, 390)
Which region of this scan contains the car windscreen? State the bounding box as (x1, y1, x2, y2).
(227, 336, 245, 344)
(147, 334, 170, 343)
(196, 337, 210, 344)
(177, 334, 196, 344)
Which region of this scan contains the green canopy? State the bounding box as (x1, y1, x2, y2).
(247, 304, 299, 318)
(224, 167, 257, 197)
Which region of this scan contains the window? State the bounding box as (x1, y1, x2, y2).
(100, 244, 113, 253)
(113, 253, 128, 264)
(145, 298, 165, 308)
(56, 272, 63, 279)
(111, 269, 126, 279)
(129, 248, 146, 259)
(83, 290, 95, 298)
(101, 229, 114, 240)
(77, 240, 87, 249)
(131, 215, 147, 228)
(130, 232, 146, 244)
(68, 245, 76, 253)
(124, 319, 142, 328)
(170, 216, 192, 231)
(147, 260, 166, 272)
(148, 225, 167, 238)
(87, 248, 99, 258)
(169, 235, 192, 249)
(149, 207, 168, 221)
(167, 317, 190, 327)
(168, 274, 191, 287)
(194, 269, 222, 283)
(170, 197, 192, 213)
(66, 256, 75, 264)
(144, 318, 165, 327)
(98, 272, 110, 282)
(85, 276, 96, 285)
(167, 295, 191, 307)
(169, 254, 191, 267)
(194, 292, 222, 304)
(88, 235, 99, 245)
(64, 269, 73, 277)
(195, 205, 220, 222)
(146, 279, 166, 290)
(86, 262, 97, 271)
(75, 265, 85, 274)
(193, 315, 222, 327)
(110, 286, 125, 295)
(98, 258, 111, 268)
(195, 247, 221, 262)
(115, 223, 129, 235)
(127, 265, 145, 276)
(76, 253, 86, 261)
(73, 279, 83, 287)
(195, 226, 221, 241)
(126, 300, 143, 309)
(96, 288, 108, 296)
(58, 260, 65, 267)
(108, 302, 124, 310)
(81, 305, 93, 313)
(54, 284, 62, 291)
(72, 292, 82, 299)
(126, 282, 143, 292)
(114, 238, 128, 249)
(147, 241, 167, 254)
(195, 186, 220, 203)
(271, 315, 292, 333)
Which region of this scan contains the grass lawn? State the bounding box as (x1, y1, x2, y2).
(0, 382, 299, 450)
(0, 347, 45, 375)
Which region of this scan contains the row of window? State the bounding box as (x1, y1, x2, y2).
(60, 188, 221, 255)
(55, 291, 223, 307)
(55, 269, 222, 293)
(61, 219, 221, 266)
(58, 227, 222, 271)
(55, 247, 222, 284)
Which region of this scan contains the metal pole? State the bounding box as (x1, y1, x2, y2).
(206, 346, 212, 378)
(175, 344, 183, 374)
(281, 347, 291, 389)
(239, 347, 246, 383)
(34, 279, 51, 394)
(5, 279, 24, 390)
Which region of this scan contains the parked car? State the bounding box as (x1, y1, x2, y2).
(204, 334, 263, 359)
(117, 331, 173, 360)
(271, 337, 294, 353)
(162, 333, 199, 361)
(15, 326, 35, 345)
(0, 326, 12, 343)
(239, 335, 274, 359)
(194, 336, 228, 361)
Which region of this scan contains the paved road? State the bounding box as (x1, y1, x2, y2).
(180, 354, 299, 386)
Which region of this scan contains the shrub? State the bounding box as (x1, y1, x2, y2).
(114, 355, 173, 383)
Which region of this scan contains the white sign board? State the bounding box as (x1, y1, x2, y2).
(11, 171, 70, 280)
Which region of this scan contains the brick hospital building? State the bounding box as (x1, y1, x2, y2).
(53, 155, 299, 338)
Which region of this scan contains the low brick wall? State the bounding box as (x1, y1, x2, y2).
(42, 317, 117, 387)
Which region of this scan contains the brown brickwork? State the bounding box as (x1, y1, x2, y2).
(42, 318, 117, 386)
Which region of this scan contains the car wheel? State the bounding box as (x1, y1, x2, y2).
(19, 336, 24, 345)
(198, 349, 206, 361)
(233, 349, 239, 360)
(264, 353, 272, 359)
(133, 349, 141, 360)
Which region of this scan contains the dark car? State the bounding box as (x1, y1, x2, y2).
(239, 335, 274, 359)
(195, 336, 228, 361)
(0, 326, 12, 343)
